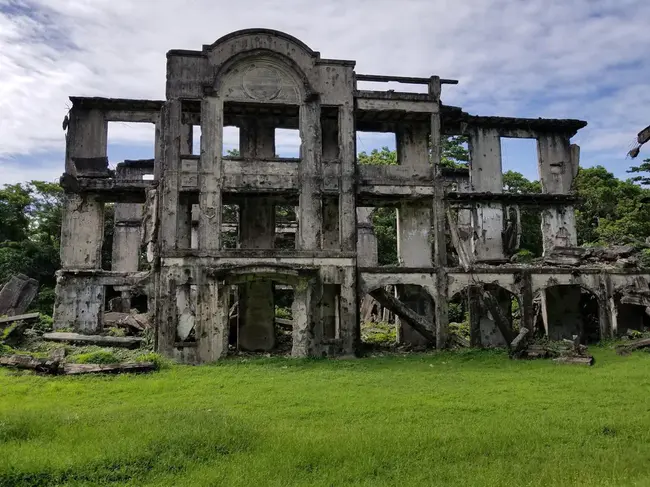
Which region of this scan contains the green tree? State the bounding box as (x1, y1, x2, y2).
(573, 166, 650, 245)
(627, 159, 650, 186)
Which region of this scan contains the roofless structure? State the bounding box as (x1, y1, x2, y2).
(54, 29, 649, 363)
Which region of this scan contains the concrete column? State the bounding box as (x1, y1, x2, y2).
(64, 108, 107, 176)
(196, 274, 229, 362)
(58, 106, 109, 331)
(198, 96, 223, 250)
(159, 100, 183, 252)
(468, 128, 504, 262)
(292, 277, 317, 357)
(339, 266, 358, 356)
(396, 122, 434, 346)
(538, 135, 578, 255)
(339, 79, 357, 252)
(542, 285, 583, 341)
(321, 197, 340, 340)
(429, 76, 448, 349)
(297, 100, 322, 250)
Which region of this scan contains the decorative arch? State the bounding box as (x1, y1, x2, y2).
(205, 29, 317, 57)
(212, 49, 316, 103)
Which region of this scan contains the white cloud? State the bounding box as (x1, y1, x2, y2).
(1, 0, 649, 182)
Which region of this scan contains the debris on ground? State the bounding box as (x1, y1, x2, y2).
(616, 337, 650, 355)
(0, 274, 39, 316)
(512, 335, 594, 365)
(42, 332, 143, 349)
(0, 354, 155, 375)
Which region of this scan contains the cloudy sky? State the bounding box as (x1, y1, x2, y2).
(1, 0, 649, 185)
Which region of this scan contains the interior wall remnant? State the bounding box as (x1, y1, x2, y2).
(537, 135, 578, 255)
(468, 128, 504, 262)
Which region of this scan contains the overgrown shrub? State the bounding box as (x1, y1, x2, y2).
(448, 320, 470, 341)
(361, 321, 396, 345)
(275, 306, 292, 320)
(135, 352, 169, 370)
(72, 350, 119, 364)
(32, 314, 53, 333)
(515, 249, 535, 263)
(107, 326, 126, 337)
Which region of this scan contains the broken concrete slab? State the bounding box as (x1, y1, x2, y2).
(0, 274, 38, 317)
(0, 354, 155, 375)
(62, 362, 155, 375)
(0, 312, 40, 327)
(42, 332, 143, 349)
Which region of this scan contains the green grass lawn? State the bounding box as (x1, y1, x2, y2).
(1, 347, 649, 487)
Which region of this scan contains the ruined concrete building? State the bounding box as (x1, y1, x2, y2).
(54, 29, 650, 363)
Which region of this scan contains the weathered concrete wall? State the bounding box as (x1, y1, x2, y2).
(468, 128, 504, 262)
(60, 194, 104, 269)
(537, 134, 578, 255)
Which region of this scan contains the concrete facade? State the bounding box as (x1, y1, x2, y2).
(53, 29, 650, 362)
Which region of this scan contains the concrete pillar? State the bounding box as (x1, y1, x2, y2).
(297, 100, 322, 250)
(321, 197, 340, 340)
(56, 105, 108, 332)
(429, 76, 448, 349)
(159, 100, 183, 252)
(196, 273, 229, 362)
(197, 96, 223, 250)
(537, 135, 578, 255)
(468, 128, 504, 262)
(542, 285, 583, 341)
(292, 276, 318, 357)
(64, 108, 107, 176)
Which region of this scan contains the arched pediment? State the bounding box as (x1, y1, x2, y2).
(216, 53, 305, 103)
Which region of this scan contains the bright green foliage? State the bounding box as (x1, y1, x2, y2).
(275, 306, 292, 320)
(575, 166, 650, 245)
(440, 135, 470, 168)
(135, 352, 169, 370)
(360, 321, 397, 345)
(357, 146, 397, 166)
(71, 350, 119, 364)
(1, 350, 650, 486)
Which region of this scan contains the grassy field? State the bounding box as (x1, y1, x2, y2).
(1, 347, 649, 487)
